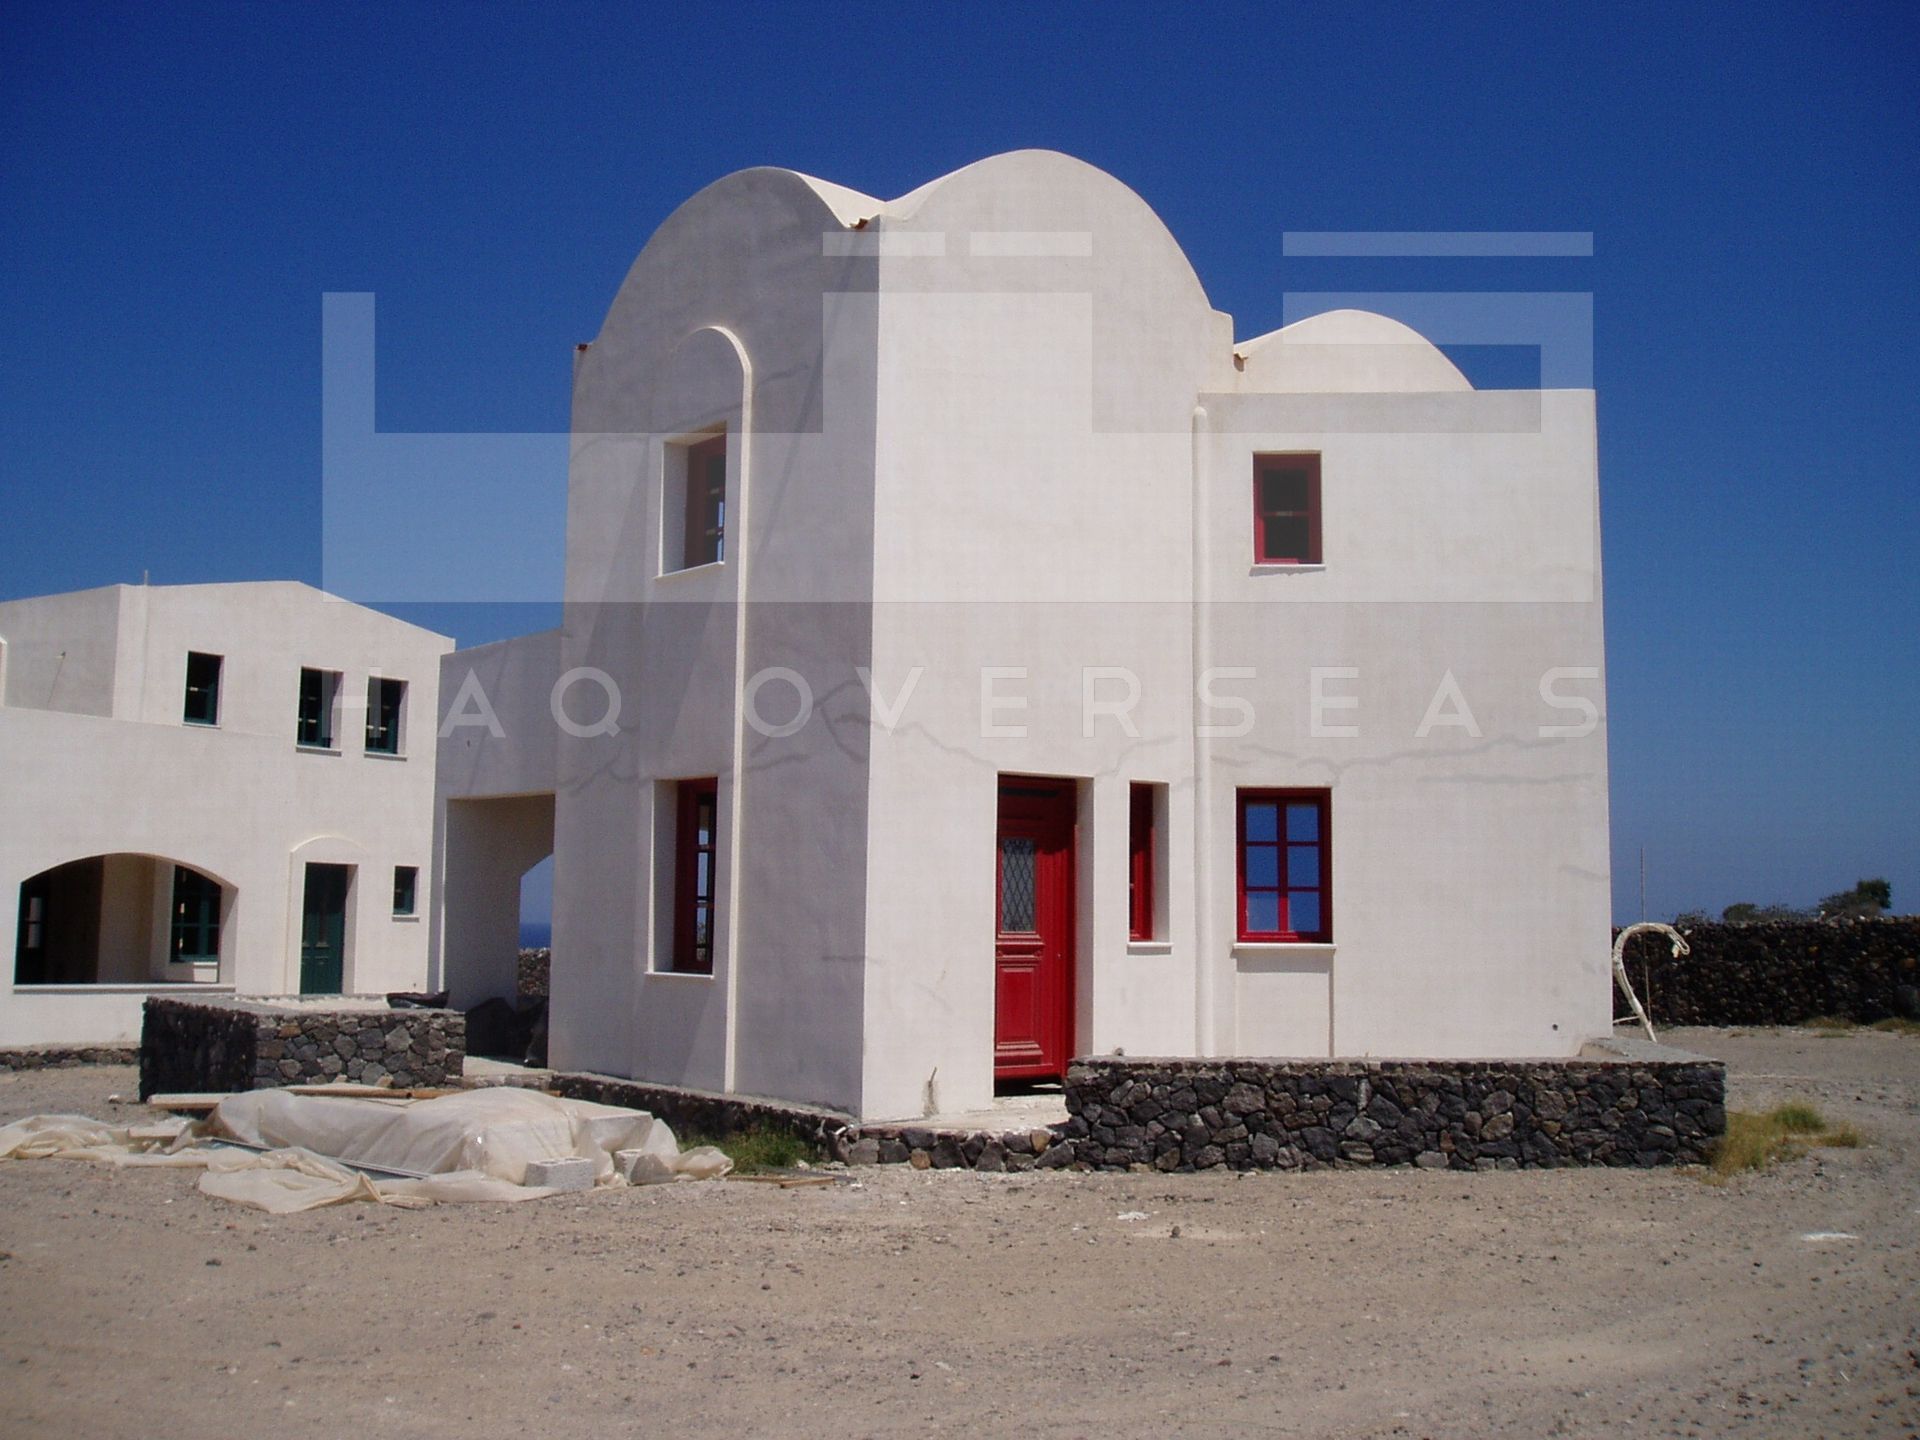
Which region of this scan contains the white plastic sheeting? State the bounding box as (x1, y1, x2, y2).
(0, 1088, 730, 1213)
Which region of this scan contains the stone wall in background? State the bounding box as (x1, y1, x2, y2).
(518, 948, 550, 997)
(0, 1043, 139, 1072)
(1621, 917, 1920, 1027)
(1063, 1056, 1725, 1172)
(141, 997, 465, 1099)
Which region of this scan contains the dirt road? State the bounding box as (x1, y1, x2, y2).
(2, 1027, 1915, 1438)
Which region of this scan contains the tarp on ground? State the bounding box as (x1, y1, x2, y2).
(0, 1087, 730, 1213)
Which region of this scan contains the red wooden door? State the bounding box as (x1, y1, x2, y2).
(995, 778, 1076, 1080)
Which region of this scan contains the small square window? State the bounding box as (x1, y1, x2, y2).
(392, 865, 418, 917)
(297, 667, 340, 748)
(1253, 454, 1322, 565)
(366, 677, 406, 755)
(183, 652, 222, 726)
(1237, 788, 1330, 942)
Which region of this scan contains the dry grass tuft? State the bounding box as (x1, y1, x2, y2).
(1707, 1103, 1864, 1181)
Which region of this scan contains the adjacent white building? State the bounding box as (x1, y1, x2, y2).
(434, 150, 1614, 1122)
(0, 582, 451, 1047)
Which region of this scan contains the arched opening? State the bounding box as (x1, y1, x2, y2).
(14, 854, 231, 986)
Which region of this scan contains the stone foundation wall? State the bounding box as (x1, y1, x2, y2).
(1063, 1056, 1725, 1172)
(551, 1072, 853, 1155)
(1621, 917, 1920, 1026)
(141, 997, 465, 1099)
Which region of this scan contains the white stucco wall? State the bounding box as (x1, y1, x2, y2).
(544, 166, 881, 1109)
(0, 583, 451, 1046)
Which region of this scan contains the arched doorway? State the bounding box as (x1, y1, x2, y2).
(14, 855, 230, 986)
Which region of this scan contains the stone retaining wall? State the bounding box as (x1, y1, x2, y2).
(1621, 917, 1920, 1027)
(140, 996, 465, 1099)
(1064, 1056, 1725, 1172)
(541, 1073, 1075, 1169)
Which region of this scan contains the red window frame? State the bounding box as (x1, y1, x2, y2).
(1128, 783, 1156, 941)
(683, 434, 726, 567)
(1252, 453, 1322, 565)
(1236, 789, 1331, 943)
(671, 778, 719, 974)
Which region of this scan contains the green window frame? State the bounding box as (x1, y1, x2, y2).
(391, 865, 418, 916)
(183, 651, 222, 726)
(366, 677, 405, 755)
(170, 866, 221, 963)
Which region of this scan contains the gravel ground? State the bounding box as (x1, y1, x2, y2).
(1, 1026, 1915, 1439)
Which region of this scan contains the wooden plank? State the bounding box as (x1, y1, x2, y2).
(145, 1093, 223, 1112)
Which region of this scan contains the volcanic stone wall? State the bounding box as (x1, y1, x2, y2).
(141, 996, 465, 1099)
(1064, 1056, 1725, 1172)
(1620, 918, 1920, 1026)
(518, 948, 550, 997)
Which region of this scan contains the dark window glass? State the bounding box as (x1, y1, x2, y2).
(183, 652, 222, 725)
(672, 780, 719, 973)
(366, 677, 405, 754)
(1254, 454, 1323, 564)
(1128, 783, 1156, 941)
(171, 867, 221, 962)
(392, 865, 417, 916)
(999, 837, 1037, 932)
(681, 435, 727, 568)
(297, 668, 337, 748)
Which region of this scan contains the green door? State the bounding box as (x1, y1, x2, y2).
(299, 863, 351, 994)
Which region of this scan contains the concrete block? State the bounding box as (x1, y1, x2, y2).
(524, 1155, 595, 1191)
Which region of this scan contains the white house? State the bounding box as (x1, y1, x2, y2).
(433, 150, 1614, 1123)
(1, 582, 452, 1047)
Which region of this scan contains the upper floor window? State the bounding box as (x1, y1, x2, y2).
(668, 432, 727, 571)
(392, 865, 418, 916)
(1237, 789, 1330, 942)
(1253, 454, 1322, 565)
(297, 667, 340, 749)
(183, 651, 222, 726)
(365, 677, 406, 755)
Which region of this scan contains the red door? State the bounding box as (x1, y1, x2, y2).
(995, 778, 1076, 1080)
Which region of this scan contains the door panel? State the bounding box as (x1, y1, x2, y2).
(299, 863, 350, 995)
(994, 779, 1075, 1080)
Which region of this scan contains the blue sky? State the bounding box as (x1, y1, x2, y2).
(3, 4, 1914, 924)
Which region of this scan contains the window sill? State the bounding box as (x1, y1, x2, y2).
(183, 720, 221, 730)
(391, 913, 420, 923)
(295, 743, 341, 756)
(1249, 563, 1327, 574)
(364, 750, 407, 761)
(1233, 942, 1335, 955)
(658, 560, 726, 580)
(646, 968, 716, 981)
(1126, 939, 1173, 954)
